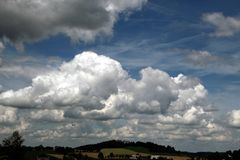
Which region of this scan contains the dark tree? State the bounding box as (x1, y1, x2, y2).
(55, 146, 66, 154)
(35, 144, 44, 151)
(98, 152, 104, 160)
(2, 131, 25, 160)
(2, 131, 24, 148)
(110, 152, 114, 158)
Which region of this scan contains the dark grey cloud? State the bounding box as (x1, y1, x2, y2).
(0, 0, 147, 50)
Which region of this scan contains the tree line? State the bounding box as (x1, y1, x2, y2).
(0, 131, 240, 160)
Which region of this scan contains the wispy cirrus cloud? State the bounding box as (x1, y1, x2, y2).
(184, 50, 240, 74)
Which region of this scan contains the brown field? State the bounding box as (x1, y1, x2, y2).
(81, 152, 99, 159)
(48, 153, 64, 159)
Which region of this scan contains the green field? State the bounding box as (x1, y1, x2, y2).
(101, 148, 149, 156)
(125, 146, 150, 154)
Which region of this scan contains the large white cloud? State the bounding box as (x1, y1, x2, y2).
(0, 52, 127, 109)
(0, 51, 209, 119)
(203, 12, 240, 37)
(0, 51, 232, 145)
(0, 0, 147, 50)
(0, 51, 210, 120)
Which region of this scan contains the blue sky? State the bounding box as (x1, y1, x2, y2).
(0, 0, 239, 152)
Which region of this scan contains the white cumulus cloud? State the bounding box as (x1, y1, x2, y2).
(203, 12, 240, 37)
(0, 51, 127, 109)
(0, 51, 210, 121)
(0, 51, 232, 144)
(227, 109, 240, 127)
(0, 105, 17, 124)
(30, 109, 64, 122)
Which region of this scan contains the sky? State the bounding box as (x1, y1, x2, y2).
(0, 0, 240, 152)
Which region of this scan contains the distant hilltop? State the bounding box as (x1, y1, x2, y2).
(76, 140, 176, 154)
